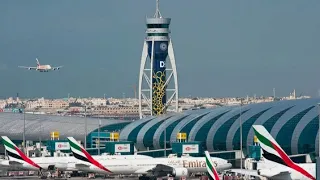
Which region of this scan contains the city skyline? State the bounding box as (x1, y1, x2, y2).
(0, 0, 319, 98)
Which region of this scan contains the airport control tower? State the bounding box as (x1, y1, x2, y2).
(138, 0, 179, 119)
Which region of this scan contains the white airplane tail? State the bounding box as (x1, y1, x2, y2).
(36, 58, 40, 66)
(1, 136, 41, 169)
(67, 137, 112, 173)
(252, 125, 315, 180)
(204, 151, 220, 180)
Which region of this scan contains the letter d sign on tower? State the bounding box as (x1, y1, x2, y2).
(160, 61, 165, 68)
(138, 0, 179, 118)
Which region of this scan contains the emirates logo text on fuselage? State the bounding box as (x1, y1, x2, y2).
(168, 160, 218, 168)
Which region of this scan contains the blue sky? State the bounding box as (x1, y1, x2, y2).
(0, 0, 319, 99)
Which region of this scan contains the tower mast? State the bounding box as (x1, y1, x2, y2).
(138, 0, 179, 118)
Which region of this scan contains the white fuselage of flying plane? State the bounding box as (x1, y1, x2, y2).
(37, 65, 52, 72)
(70, 156, 232, 177)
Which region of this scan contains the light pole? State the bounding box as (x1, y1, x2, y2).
(164, 122, 167, 158)
(84, 106, 87, 150)
(39, 120, 42, 156)
(318, 103, 320, 157)
(240, 98, 243, 170)
(273, 88, 276, 99)
(98, 120, 101, 155)
(22, 104, 26, 154)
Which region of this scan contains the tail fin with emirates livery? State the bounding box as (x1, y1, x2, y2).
(252, 125, 315, 180)
(205, 151, 220, 180)
(67, 137, 112, 173)
(1, 136, 41, 170)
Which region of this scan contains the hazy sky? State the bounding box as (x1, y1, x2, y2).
(0, 0, 319, 99)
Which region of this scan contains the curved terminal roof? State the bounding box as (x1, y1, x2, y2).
(0, 113, 130, 142)
(119, 98, 320, 155)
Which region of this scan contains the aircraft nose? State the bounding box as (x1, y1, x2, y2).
(217, 162, 233, 172)
(226, 162, 232, 168)
(221, 162, 233, 170)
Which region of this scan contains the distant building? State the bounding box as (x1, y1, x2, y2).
(94, 106, 139, 116)
(25, 98, 69, 110)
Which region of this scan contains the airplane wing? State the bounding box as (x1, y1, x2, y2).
(8, 160, 23, 165)
(18, 66, 37, 70)
(75, 163, 90, 168)
(271, 171, 292, 179)
(52, 66, 63, 70)
(226, 169, 260, 177)
(227, 169, 291, 179)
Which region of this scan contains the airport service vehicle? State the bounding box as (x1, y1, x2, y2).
(18, 58, 63, 72)
(67, 137, 232, 180)
(0, 136, 153, 175)
(229, 125, 315, 180)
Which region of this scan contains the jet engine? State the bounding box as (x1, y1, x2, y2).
(172, 167, 188, 178)
(47, 165, 56, 170)
(28, 68, 31, 70)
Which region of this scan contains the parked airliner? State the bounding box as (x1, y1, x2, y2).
(18, 58, 63, 72)
(67, 137, 232, 180)
(229, 125, 315, 180)
(0, 136, 153, 177)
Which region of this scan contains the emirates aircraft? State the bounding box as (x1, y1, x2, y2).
(18, 58, 63, 72)
(67, 137, 232, 180)
(0, 136, 153, 177)
(229, 125, 315, 180)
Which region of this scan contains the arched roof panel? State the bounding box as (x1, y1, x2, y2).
(188, 107, 231, 142)
(119, 116, 155, 141)
(0, 113, 129, 142)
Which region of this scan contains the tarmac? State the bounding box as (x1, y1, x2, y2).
(0, 177, 207, 180)
(0, 177, 133, 180)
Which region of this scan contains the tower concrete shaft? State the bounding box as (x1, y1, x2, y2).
(138, 0, 178, 119)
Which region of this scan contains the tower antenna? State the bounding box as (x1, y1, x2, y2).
(154, 0, 162, 18)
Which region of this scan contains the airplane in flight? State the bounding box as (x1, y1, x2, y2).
(67, 137, 232, 180)
(18, 58, 63, 72)
(229, 125, 316, 180)
(0, 136, 153, 177)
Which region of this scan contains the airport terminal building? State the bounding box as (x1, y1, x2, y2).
(0, 98, 319, 156)
(0, 113, 130, 145)
(120, 98, 320, 156)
